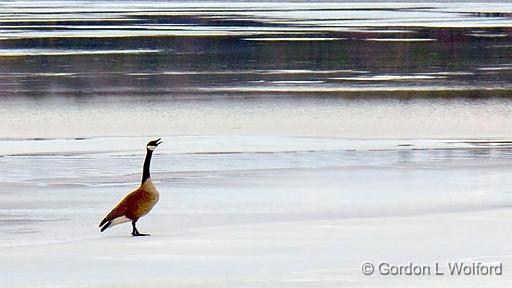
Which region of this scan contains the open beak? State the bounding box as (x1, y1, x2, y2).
(155, 138, 163, 145)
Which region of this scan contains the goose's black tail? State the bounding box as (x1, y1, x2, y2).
(100, 221, 112, 232)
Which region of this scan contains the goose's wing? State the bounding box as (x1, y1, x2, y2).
(99, 189, 138, 227)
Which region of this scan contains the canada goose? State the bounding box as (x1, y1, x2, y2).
(99, 138, 162, 236)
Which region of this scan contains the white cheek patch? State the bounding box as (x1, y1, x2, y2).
(147, 145, 156, 151)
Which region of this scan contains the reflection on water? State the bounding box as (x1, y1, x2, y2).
(0, 1, 512, 138)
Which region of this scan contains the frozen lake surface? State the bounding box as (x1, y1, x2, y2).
(2, 136, 512, 287)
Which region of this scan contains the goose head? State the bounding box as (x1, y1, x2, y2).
(146, 138, 163, 151)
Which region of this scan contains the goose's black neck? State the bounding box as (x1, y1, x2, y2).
(141, 149, 153, 184)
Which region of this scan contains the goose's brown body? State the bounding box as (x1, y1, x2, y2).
(100, 179, 159, 225)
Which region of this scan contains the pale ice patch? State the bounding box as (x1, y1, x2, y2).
(153, 69, 367, 76)
(0, 17, 136, 23)
(283, 18, 512, 29)
(330, 75, 445, 81)
(345, 29, 417, 34)
(478, 65, 512, 71)
(364, 38, 437, 42)
(0, 136, 495, 158)
(438, 3, 512, 13)
(421, 71, 475, 76)
(260, 69, 368, 75)
(1, 30, 291, 39)
(2, 1, 512, 29)
(467, 33, 510, 38)
(268, 81, 325, 84)
(0, 72, 78, 78)
(127, 73, 160, 76)
(194, 85, 511, 94)
(242, 37, 347, 42)
(0, 49, 161, 57)
(33, 73, 77, 77)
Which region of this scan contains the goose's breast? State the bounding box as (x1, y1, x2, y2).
(128, 187, 159, 218)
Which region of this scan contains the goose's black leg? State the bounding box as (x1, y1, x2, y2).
(131, 220, 149, 237)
